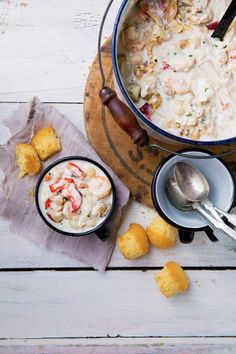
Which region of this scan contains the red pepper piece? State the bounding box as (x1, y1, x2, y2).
(64, 177, 74, 184)
(206, 22, 219, 30)
(49, 178, 65, 193)
(45, 198, 52, 209)
(140, 103, 153, 120)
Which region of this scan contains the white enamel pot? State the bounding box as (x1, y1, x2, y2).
(99, 0, 236, 150)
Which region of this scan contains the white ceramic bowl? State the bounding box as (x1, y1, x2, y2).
(151, 150, 235, 231)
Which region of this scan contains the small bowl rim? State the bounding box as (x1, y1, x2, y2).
(151, 148, 236, 231)
(35, 156, 116, 237)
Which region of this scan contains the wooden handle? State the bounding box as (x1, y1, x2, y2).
(99, 86, 149, 147)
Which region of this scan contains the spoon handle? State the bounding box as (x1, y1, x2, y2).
(193, 203, 236, 242)
(214, 207, 236, 228)
(212, 0, 236, 40)
(200, 200, 223, 223)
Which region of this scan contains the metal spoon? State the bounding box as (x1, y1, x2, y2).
(174, 162, 236, 227)
(166, 179, 236, 247)
(174, 162, 223, 222)
(166, 179, 192, 211)
(166, 179, 236, 246)
(214, 206, 236, 228)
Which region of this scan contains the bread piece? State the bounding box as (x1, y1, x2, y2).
(155, 261, 189, 297)
(31, 127, 61, 160)
(117, 223, 149, 260)
(146, 215, 177, 249)
(15, 143, 41, 178)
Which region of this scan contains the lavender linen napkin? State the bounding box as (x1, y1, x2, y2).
(0, 97, 130, 271)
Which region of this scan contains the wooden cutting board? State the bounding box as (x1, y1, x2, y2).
(84, 38, 236, 208)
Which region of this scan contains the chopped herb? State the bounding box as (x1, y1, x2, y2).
(173, 52, 177, 56)
(203, 40, 206, 44)
(199, 116, 206, 124)
(189, 54, 193, 57)
(215, 44, 218, 48)
(204, 87, 209, 92)
(48, 172, 51, 175)
(154, 58, 158, 63)
(223, 45, 227, 49)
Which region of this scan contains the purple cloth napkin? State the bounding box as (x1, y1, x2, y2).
(0, 97, 130, 270)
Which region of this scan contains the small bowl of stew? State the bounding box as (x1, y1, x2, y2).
(35, 156, 116, 240)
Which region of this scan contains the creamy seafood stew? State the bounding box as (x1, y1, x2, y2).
(39, 160, 113, 233)
(118, 0, 236, 141)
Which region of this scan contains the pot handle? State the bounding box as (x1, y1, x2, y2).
(100, 87, 150, 147)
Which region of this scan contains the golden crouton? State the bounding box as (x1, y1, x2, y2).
(155, 261, 189, 297)
(117, 223, 149, 260)
(146, 215, 177, 249)
(31, 127, 61, 160)
(15, 143, 41, 178)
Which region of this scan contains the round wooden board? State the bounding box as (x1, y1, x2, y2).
(84, 37, 236, 208)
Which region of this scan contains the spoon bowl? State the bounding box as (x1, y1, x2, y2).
(166, 179, 192, 211)
(174, 162, 209, 202)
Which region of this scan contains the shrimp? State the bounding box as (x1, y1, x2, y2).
(167, 55, 196, 72)
(62, 201, 75, 220)
(67, 200, 96, 229)
(69, 215, 96, 230)
(80, 192, 94, 218)
(163, 78, 190, 96)
(89, 176, 112, 200)
(47, 210, 64, 223)
(61, 181, 82, 212)
(45, 195, 64, 211)
(91, 201, 112, 218)
(66, 162, 87, 179)
(188, 7, 213, 25)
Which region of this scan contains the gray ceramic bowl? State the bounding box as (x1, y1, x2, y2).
(152, 149, 235, 231)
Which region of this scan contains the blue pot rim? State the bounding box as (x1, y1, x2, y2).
(111, 0, 236, 146)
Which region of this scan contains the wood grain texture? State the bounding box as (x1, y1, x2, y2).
(0, 270, 236, 338)
(84, 38, 165, 207)
(1, 102, 236, 268)
(1, 338, 236, 354)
